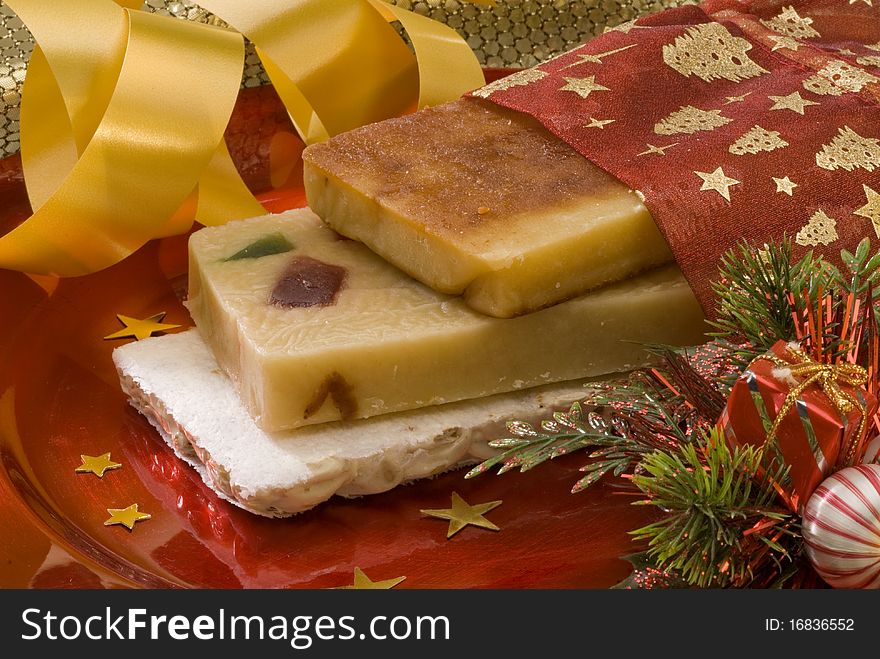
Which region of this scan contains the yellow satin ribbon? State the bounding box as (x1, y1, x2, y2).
(3, 0, 249, 275)
(0, 0, 484, 276)
(757, 345, 869, 467)
(371, 0, 485, 109)
(199, 0, 485, 141)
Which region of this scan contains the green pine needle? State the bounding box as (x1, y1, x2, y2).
(630, 426, 796, 588)
(711, 237, 880, 366)
(709, 239, 830, 364)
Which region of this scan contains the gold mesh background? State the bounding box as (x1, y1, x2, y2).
(0, 0, 689, 158)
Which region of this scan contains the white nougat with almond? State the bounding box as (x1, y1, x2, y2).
(113, 329, 599, 516)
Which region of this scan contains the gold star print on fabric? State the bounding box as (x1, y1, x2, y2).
(75, 453, 122, 478)
(104, 504, 151, 530)
(421, 492, 502, 538)
(723, 92, 753, 105)
(637, 143, 678, 157)
(695, 167, 740, 202)
(339, 568, 406, 590)
(103, 312, 181, 341)
(769, 35, 801, 52)
(584, 117, 615, 129)
(773, 176, 798, 196)
(559, 76, 609, 99)
(855, 184, 880, 237)
(561, 44, 637, 68)
(768, 91, 818, 115)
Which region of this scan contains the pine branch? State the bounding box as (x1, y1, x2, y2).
(466, 372, 706, 492)
(837, 238, 880, 301)
(629, 426, 798, 588)
(711, 237, 880, 367)
(645, 344, 729, 419)
(709, 239, 833, 365)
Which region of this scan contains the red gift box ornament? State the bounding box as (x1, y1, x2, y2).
(719, 340, 877, 513)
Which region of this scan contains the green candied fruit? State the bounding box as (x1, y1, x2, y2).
(223, 233, 294, 261)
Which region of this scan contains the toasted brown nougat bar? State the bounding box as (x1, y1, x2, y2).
(302, 97, 672, 318)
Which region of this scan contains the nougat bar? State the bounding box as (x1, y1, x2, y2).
(302, 97, 673, 318)
(187, 209, 704, 432)
(114, 329, 599, 516)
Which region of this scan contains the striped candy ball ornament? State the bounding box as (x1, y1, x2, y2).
(802, 464, 880, 589)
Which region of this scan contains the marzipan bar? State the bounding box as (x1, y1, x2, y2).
(187, 209, 704, 432)
(302, 98, 673, 318)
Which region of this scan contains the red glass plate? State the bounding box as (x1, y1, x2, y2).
(0, 81, 658, 589)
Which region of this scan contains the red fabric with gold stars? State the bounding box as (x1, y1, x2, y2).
(470, 0, 880, 315)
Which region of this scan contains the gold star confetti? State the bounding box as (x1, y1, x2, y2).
(104, 504, 151, 530)
(855, 184, 880, 238)
(104, 313, 181, 341)
(421, 492, 502, 538)
(773, 176, 798, 196)
(637, 142, 678, 157)
(339, 568, 406, 590)
(769, 35, 801, 51)
(559, 76, 609, 99)
(723, 92, 753, 104)
(584, 117, 615, 129)
(75, 453, 122, 478)
(561, 44, 637, 68)
(768, 91, 819, 115)
(695, 167, 740, 201)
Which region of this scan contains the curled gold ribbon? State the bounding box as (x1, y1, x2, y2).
(368, 0, 485, 110)
(198, 0, 485, 142)
(2, 0, 249, 275)
(197, 0, 419, 143)
(756, 345, 869, 467)
(0, 0, 484, 276)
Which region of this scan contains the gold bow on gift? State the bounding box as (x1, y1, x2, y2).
(757, 344, 870, 468)
(0, 0, 485, 277)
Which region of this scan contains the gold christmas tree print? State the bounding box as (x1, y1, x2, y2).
(803, 60, 879, 96)
(729, 125, 789, 155)
(815, 126, 880, 172)
(857, 55, 880, 68)
(760, 6, 821, 39)
(662, 23, 767, 83)
(471, 69, 547, 98)
(654, 105, 732, 135)
(796, 210, 839, 247)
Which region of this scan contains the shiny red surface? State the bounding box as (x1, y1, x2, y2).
(0, 79, 657, 589)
